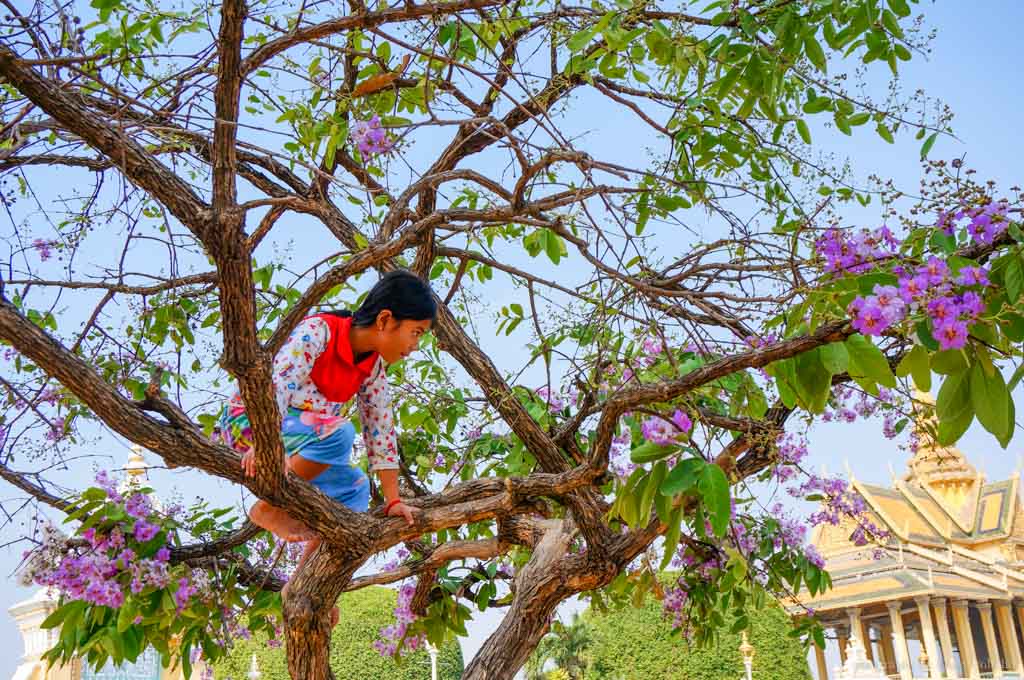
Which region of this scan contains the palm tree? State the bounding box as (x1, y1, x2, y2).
(524, 613, 592, 680)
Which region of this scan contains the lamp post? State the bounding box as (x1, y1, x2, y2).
(739, 631, 755, 680)
(248, 653, 261, 680)
(427, 641, 439, 680)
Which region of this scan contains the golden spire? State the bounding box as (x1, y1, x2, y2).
(904, 390, 980, 527)
(904, 391, 977, 485)
(124, 444, 150, 482)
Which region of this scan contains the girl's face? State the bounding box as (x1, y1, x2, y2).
(375, 312, 432, 363)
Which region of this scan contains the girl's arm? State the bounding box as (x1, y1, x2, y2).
(357, 358, 418, 525)
(376, 468, 417, 524)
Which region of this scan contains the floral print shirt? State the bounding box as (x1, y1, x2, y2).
(272, 316, 399, 471)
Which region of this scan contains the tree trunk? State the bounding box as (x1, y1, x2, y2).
(283, 543, 367, 679)
(463, 519, 576, 680)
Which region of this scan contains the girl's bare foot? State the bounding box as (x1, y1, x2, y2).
(249, 500, 316, 542)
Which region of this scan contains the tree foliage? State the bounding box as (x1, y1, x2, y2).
(211, 586, 463, 680)
(0, 0, 1020, 679)
(583, 597, 811, 680)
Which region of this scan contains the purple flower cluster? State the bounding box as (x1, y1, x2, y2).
(374, 581, 425, 657)
(32, 238, 57, 261)
(125, 492, 152, 519)
(847, 254, 990, 349)
(788, 473, 887, 547)
(815, 226, 900, 274)
(18, 472, 213, 618)
(609, 427, 635, 479)
(640, 410, 692, 446)
(351, 115, 394, 157)
(641, 337, 665, 367)
(768, 503, 808, 551)
(662, 586, 689, 629)
(772, 433, 809, 483)
(535, 386, 565, 413)
(937, 200, 1010, 243)
(94, 469, 123, 503)
(821, 386, 893, 425)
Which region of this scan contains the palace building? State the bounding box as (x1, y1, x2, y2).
(798, 393, 1024, 679)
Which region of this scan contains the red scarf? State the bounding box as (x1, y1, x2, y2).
(308, 314, 380, 403)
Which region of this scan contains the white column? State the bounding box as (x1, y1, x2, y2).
(814, 640, 829, 680)
(916, 595, 944, 678)
(994, 600, 1024, 678)
(887, 601, 913, 680)
(951, 599, 981, 679)
(836, 625, 849, 665)
(977, 602, 1004, 678)
(932, 597, 959, 679)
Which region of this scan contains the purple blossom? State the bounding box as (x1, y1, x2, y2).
(375, 579, 425, 657)
(926, 296, 959, 327)
(640, 416, 676, 446)
(959, 291, 985, 318)
(155, 547, 171, 563)
(919, 256, 949, 285)
(536, 386, 565, 413)
(849, 299, 888, 336)
(45, 417, 65, 442)
(133, 519, 159, 543)
(670, 410, 692, 434)
(804, 544, 826, 569)
(174, 577, 195, 611)
(897, 273, 929, 305)
(125, 493, 151, 519)
(934, 318, 969, 350)
(815, 226, 900, 274)
(94, 470, 122, 502)
(32, 238, 56, 261)
(966, 201, 1009, 244)
(957, 266, 990, 287)
(351, 115, 394, 157)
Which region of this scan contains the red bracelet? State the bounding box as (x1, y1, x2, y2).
(385, 498, 402, 514)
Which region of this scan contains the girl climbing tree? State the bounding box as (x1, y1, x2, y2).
(0, 1, 1020, 679)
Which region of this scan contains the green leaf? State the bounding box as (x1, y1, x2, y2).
(659, 505, 685, 570)
(920, 131, 938, 160)
(640, 461, 668, 528)
(936, 371, 974, 445)
(819, 342, 849, 374)
(931, 349, 968, 375)
(803, 33, 827, 73)
(796, 119, 812, 144)
(116, 600, 138, 633)
(630, 441, 679, 465)
(845, 334, 896, 389)
(888, 0, 911, 17)
(793, 348, 831, 413)
(970, 360, 1011, 446)
(567, 27, 596, 52)
(803, 96, 831, 114)
(896, 344, 931, 392)
(876, 122, 894, 144)
(661, 457, 705, 496)
(544, 230, 563, 265)
(698, 464, 730, 538)
(1005, 256, 1024, 301)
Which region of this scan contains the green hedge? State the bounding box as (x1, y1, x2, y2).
(583, 599, 812, 680)
(212, 586, 463, 680)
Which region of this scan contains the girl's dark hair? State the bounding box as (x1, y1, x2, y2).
(324, 270, 436, 327)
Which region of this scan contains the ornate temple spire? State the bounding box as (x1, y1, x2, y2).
(903, 390, 981, 528)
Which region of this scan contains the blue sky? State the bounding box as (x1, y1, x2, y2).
(3, 2, 1024, 678)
